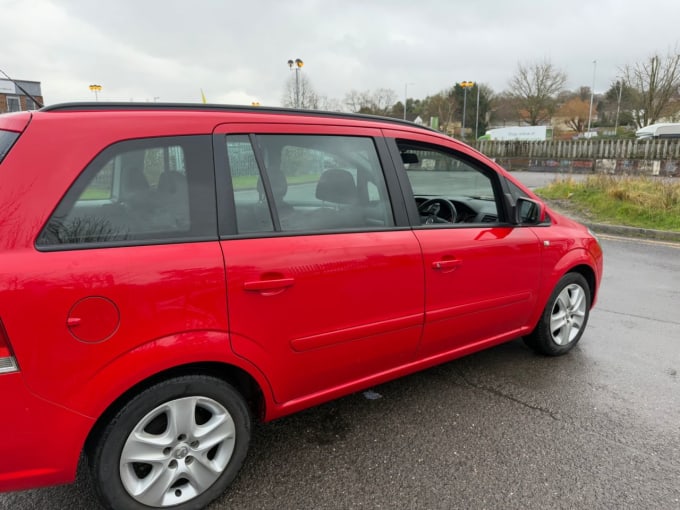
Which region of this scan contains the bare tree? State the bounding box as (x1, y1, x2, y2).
(343, 88, 397, 115)
(315, 95, 344, 112)
(488, 92, 521, 127)
(423, 89, 457, 132)
(621, 49, 680, 128)
(508, 59, 567, 125)
(282, 74, 319, 109)
(343, 90, 370, 112)
(375, 88, 399, 116)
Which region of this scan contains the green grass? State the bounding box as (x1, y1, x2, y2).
(536, 174, 680, 231)
(232, 173, 320, 190)
(81, 188, 111, 200)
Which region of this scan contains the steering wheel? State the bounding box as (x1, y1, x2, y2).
(418, 198, 458, 224)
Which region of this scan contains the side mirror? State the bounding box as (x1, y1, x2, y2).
(514, 197, 546, 225)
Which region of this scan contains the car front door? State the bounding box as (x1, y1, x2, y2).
(214, 124, 424, 405)
(384, 131, 543, 359)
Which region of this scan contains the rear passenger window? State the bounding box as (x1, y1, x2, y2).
(37, 135, 217, 248)
(226, 135, 274, 234)
(225, 134, 394, 234)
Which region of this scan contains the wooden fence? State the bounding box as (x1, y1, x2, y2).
(471, 139, 680, 160)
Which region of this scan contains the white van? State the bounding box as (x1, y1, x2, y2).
(635, 123, 680, 139)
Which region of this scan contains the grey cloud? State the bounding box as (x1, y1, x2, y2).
(2, 0, 679, 107)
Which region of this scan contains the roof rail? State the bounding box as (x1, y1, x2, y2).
(41, 102, 288, 113)
(39, 102, 435, 132)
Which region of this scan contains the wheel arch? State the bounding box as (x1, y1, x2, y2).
(566, 263, 598, 307)
(527, 252, 599, 335)
(549, 245, 600, 309)
(84, 361, 265, 459)
(524, 267, 595, 355)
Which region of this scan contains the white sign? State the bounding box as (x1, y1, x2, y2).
(485, 126, 547, 141)
(0, 79, 16, 94)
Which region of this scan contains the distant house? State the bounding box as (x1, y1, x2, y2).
(404, 113, 424, 125)
(0, 79, 43, 113)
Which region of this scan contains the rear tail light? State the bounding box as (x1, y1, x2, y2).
(0, 319, 19, 374)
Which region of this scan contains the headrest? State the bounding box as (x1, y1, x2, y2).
(122, 167, 149, 193)
(315, 169, 357, 205)
(157, 171, 186, 193)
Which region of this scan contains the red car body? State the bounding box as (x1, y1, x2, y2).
(0, 105, 602, 504)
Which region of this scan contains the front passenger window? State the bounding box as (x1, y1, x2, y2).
(398, 141, 502, 226)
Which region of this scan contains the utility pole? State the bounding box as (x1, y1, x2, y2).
(287, 58, 304, 108)
(460, 81, 474, 140)
(614, 80, 623, 136)
(587, 60, 597, 134)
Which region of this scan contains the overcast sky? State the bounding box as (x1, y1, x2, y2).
(2, 0, 679, 108)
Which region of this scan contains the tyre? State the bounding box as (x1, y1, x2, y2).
(524, 272, 591, 356)
(89, 375, 251, 510)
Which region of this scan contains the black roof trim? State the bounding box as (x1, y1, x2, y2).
(39, 102, 437, 132)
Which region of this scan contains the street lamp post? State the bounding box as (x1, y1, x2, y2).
(587, 60, 597, 134)
(89, 84, 102, 101)
(614, 80, 623, 137)
(287, 58, 304, 108)
(475, 85, 481, 140)
(460, 81, 474, 140)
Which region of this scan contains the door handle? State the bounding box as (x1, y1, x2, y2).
(432, 259, 461, 272)
(243, 277, 295, 293)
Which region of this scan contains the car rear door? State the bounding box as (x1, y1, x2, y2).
(213, 123, 424, 404)
(383, 130, 543, 359)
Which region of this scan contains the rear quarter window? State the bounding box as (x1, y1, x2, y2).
(0, 130, 20, 164)
(37, 135, 217, 248)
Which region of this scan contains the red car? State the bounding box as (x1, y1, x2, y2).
(0, 103, 602, 509)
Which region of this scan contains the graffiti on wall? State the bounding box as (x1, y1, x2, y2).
(494, 158, 678, 176)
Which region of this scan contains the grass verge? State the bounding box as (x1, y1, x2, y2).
(536, 174, 680, 232)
